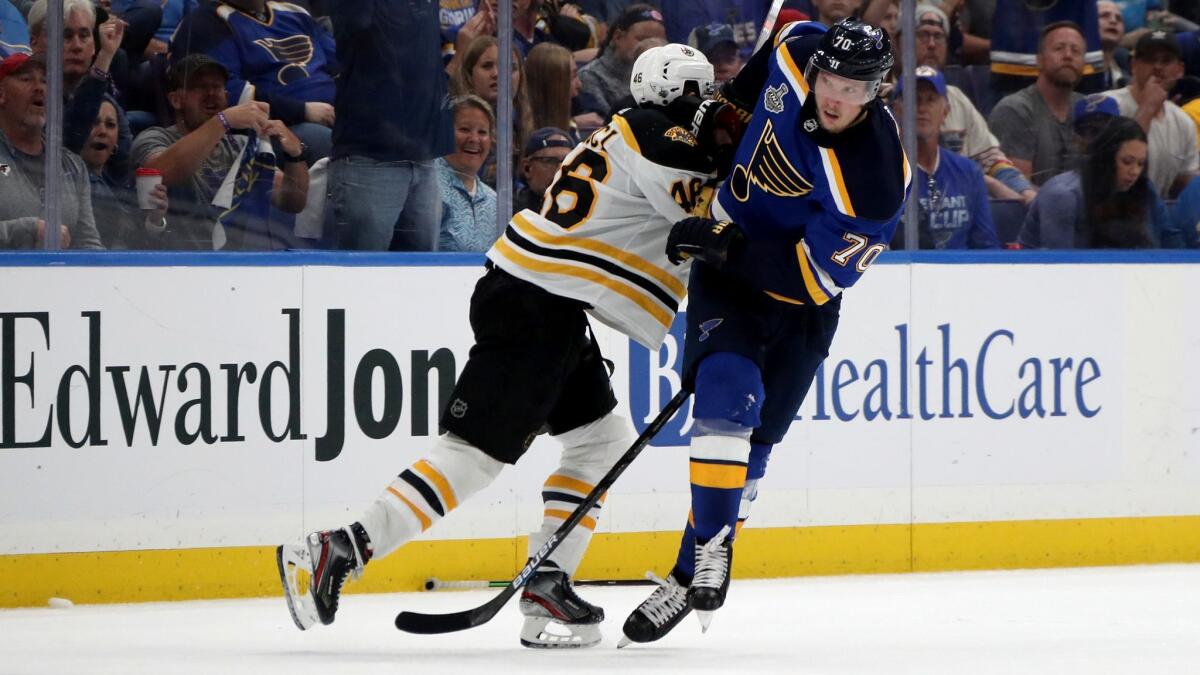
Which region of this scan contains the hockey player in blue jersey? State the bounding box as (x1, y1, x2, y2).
(620, 18, 911, 646)
(277, 44, 749, 649)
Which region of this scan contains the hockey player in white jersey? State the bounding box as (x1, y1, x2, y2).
(277, 43, 739, 648)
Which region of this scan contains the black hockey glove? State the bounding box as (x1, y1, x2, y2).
(665, 95, 744, 179)
(666, 217, 744, 268)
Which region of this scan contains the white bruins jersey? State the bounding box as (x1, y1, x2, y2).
(487, 108, 719, 348)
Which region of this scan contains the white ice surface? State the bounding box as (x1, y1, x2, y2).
(2, 564, 1197, 675)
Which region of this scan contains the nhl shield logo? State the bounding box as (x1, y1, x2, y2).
(803, 118, 818, 133)
(449, 398, 468, 419)
(764, 83, 789, 114)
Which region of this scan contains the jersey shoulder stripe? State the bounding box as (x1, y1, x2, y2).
(613, 108, 716, 174)
(821, 102, 908, 222)
(491, 237, 675, 330)
(503, 220, 681, 313)
(511, 211, 686, 298)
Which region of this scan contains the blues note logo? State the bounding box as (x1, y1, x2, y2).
(698, 318, 722, 342)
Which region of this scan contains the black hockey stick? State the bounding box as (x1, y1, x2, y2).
(395, 389, 690, 634)
(423, 577, 655, 591)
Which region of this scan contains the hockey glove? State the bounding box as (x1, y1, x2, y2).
(666, 217, 744, 268)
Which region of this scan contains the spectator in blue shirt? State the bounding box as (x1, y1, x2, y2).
(892, 66, 1000, 249)
(437, 95, 499, 252)
(1020, 115, 1188, 248)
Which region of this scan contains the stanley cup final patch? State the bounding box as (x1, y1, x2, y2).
(764, 83, 789, 114)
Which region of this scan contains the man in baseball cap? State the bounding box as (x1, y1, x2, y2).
(167, 53, 230, 92)
(515, 126, 573, 214)
(0, 51, 102, 249)
(1072, 92, 1121, 143)
(1103, 29, 1197, 197)
(892, 65, 1000, 249)
(0, 51, 43, 82)
(688, 23, 743, 85)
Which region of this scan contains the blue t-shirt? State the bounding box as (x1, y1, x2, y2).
(1111, 0, 1162, 31)
(911, 148, 1000, 250)
(329, 0, 454, 161)
(114, 0, 199, 43)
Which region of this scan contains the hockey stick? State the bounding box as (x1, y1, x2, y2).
(395, 389, 691, 634)
(754, 0, 788, 51)
(424, 577, 655, 591)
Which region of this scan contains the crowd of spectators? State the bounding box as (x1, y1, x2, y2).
(1, 0, 1199, 252)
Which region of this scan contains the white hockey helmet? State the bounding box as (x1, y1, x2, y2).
(629, 43, 716, 107)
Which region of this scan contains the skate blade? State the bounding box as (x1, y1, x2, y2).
(617, 635, 633, 649)
(276, 544, 320, 631)
(519, 616, 601, 649)
(696, 609, 714, 633)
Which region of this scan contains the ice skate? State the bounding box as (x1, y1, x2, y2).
(617, 570, 691, 647)
(689, 524, 733, 632)
(518, 568, 604, 648)
(277, 524, 371, 630)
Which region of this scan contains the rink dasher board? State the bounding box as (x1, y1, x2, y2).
(0, 251, 1198, 607)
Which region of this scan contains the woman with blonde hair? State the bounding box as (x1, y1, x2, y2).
(524, 42, 579, 139)
(437, 95, 500, 252)
(454, 35, 533, 156)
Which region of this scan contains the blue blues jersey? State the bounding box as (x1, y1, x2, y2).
(989, 0, 1104, 79)
(910, 148, 999, 250)
(712, 23, 911, 306)
(172, 2, 337, 126)
(659, 0, 771, 52)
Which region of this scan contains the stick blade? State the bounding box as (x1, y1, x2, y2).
(395, 592, 507, 634)
(395, 608, 481, 634)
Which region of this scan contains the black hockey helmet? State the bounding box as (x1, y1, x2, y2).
(806, 18, 894, 103)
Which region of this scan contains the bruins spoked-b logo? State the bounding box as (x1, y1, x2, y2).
(729, 119, 813, 202)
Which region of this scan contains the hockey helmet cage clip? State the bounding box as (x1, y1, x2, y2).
(805, 18, 894, 105)
(631, 43, 716, 107)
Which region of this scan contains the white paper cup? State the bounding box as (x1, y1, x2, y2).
(135, 169, 162, 210)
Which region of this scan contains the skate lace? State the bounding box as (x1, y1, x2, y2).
(559, 578, 596, 610)
(637, 572, 688, 627)
(692, 524, 731, 591)
(324, 527, 367, 609)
